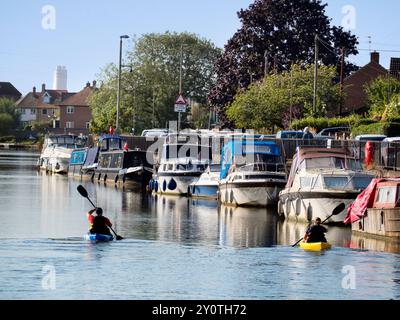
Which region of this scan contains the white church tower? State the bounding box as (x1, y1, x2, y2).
(53, 66, 67, 90)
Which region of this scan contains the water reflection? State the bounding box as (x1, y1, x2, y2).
(349, 233, 400, 254)
(218, 205, 278, 247)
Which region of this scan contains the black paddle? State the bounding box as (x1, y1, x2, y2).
(291, 202, 346, 247)
(77, 185, 124, 240)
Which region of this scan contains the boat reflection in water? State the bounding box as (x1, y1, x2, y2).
(276, 219, 352, 248)
(218, 205, 278, 247)
(349, 234, 400, 254)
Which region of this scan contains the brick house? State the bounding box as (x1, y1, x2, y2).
(342, 52, 389, 115)
(57, 81, 96, 135)
(16, 84, 71, 127)
(0, 82, 22, 101)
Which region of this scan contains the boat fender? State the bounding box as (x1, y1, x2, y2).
(365, 141, 374, 167)
(154, 181, 158, 192)
(295, 198, 302, 216)
(168, 178, 177, 191)
(285, 198, 290, 217)
(277, 200, 283, 215)
(162, 180, 167, 192)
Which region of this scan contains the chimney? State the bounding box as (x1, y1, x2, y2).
(371, 51, 380, 64)
(42, 83, 46, 92)
(86, 81, 90, 88)
(92, 80, 97, 88)
(33, 86, 36, 95)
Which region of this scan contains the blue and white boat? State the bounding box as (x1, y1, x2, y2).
(189, 164, 220, 199)
(219, 139, 287, 207)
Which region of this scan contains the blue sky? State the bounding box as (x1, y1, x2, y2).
(1, 0, 400, 95)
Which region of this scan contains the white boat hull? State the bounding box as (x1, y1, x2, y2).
(219, 181, 284, 207)
(155, 175, 200, 195)
(279, 191, 357, 224)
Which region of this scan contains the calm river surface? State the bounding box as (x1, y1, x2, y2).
(0, 150, 400, 299)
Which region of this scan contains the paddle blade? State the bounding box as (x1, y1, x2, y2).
(116, 235, 124, 241)
(332, 203, 346, 216)
(77, 185, 88, 198)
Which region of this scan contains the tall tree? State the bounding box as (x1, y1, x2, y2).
(209, 0, 359, 126)
(89, 32, 221, 134)
(0, 98, 20, 136)
(226, 64, 341, 131)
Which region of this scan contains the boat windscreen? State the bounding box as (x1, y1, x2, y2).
(305, 157, 362, 171)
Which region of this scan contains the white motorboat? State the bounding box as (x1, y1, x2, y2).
(278, 147, 375, 224)
(152, 135, 212, 195)
(38, 134, 86, 174)
(219, 140, 287, 207)
(188, 164, 220, 199)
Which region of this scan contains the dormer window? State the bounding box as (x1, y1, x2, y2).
(67, 106, 75, 114)
(42, 92, 51, 104)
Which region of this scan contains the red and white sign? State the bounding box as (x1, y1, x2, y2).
(174, 94, 187, 112)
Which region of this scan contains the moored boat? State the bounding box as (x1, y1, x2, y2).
(346, 178, 400, 239)
(152, 134, 212, 195)
(279, 147, 375, 224)
(189, 164, 220, 199)
(38, 134, 87, 174)
(219, 139, 287, 207)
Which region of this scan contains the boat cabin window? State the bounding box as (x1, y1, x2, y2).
(324, 177, 349, 189)
(352, 177, 373, 189)
(208, 164, 221, 172)
(376, 186, 397, 204)
(304, 157, 361, 170)
(300, 177, 314, 188)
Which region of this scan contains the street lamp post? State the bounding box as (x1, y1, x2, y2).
(116, 35, 129, 133)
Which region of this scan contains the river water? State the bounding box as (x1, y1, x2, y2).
(0, 150, 400, 300)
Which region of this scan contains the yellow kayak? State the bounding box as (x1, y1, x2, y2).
(300, 241, 332, 251)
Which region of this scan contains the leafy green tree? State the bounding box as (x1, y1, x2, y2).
(89, 32, 221, 134)
(365, 76, 400, 118)
(208, 0, 359, 126)
(0, 98, 20, 136)
(226, 64, 341, 131)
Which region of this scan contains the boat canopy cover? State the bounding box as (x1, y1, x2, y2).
(70, 149, 87, 165)
(344, 178, 400, 224)
(84, 146, 100, 168)
(220, 140, 281, 179)
(286, 147, 354, 188)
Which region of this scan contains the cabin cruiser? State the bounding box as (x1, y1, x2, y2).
(69, 146, 99, 180)
(150, 134, 212, 195)
(188, 164, 220, 199)
(38, 134, 87, 174)
(219, 140, 287, 207)
(278, 147, 375, 224)
(95, 134, 153, 187)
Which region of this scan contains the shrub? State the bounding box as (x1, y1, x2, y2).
(290, 115, 361, 132)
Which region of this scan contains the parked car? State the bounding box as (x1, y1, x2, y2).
(141, 129, 170, 137)
(354, 134, 387, 141)
(276, 130, 305, 139)
(381, 137, 400, 168)
(314, 127, 350, 140)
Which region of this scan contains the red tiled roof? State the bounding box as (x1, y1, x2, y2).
(58, 85, 95, 106)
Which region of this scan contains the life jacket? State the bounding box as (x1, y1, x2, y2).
(90, 215, 111, 235)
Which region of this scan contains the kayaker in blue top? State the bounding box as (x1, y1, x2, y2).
(304, 218, 327, 243)
(87, 207, 113, 235)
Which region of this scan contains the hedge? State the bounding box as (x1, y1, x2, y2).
(351, 122, 400, 137)
(290, 115, 362, 132)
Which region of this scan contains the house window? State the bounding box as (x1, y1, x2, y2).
(66, 121, 74, 129)
(42, 109, 48, 115)
(67, 106, 75, 114)
(85, 122, 90, 129)
(43, 96, 50, 104)
(30, 109, 36, 114)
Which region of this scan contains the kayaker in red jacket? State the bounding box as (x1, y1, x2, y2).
(87, 207, 112, 235)
(304, 218, 328, 243)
